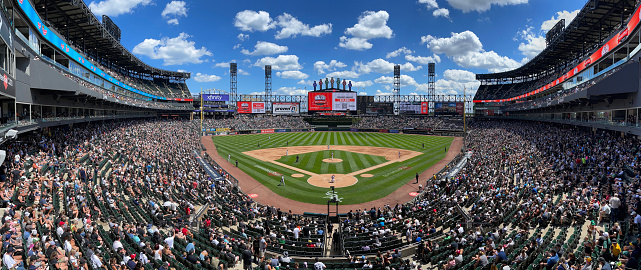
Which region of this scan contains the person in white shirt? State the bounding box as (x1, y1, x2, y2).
(113, 236, 124, 251)
(293, 227, 300, 239)
(634, 212, 641, 226)
(165, 233, 175, 249)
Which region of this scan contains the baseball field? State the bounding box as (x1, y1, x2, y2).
(212, 132, 453, 205)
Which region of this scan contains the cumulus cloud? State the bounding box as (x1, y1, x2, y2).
(253, 55, 303, 70)
(516, 27, 546, 60)
(194, 73, 222, 82)
(386, 47, 413, 59)
(445, 0, 528, 13)
(541, 10, 579, 31)
(132, 33, 212, 65)
(355, 59, 422, 74)
(89, 0, 152, 17)
(418, 0, 450, 18)
(418, 0, 439, 9)
(423, 30, 520, 71)
(433, 8, 450, 18)
(326, 70, 360, 79)
(276, 70, 309, 80)
(313, 60, 347, 74)
(241, 41, 288, 56)
(405, 54, 441, 65)
(162, 1, 187, 25)
(214, 62, 231, 68)
(339, 11, 393, 50)
(351, 80, 374, 88)
(237, 33, 250, 41)
(234, 10, 275, 32)
(374, 74, 419, 87)
(443, 69, 476, 82)
(275, 87, 309, 96)
(275, 13, 332, 39)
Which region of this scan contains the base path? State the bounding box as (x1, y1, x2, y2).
(201, 135, 463, 214)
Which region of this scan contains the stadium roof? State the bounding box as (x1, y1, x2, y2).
(476, 0, 637, 81)
(30, 0, 190, 79)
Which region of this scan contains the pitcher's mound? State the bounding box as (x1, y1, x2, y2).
(307, 174, 358, 188)
(291, 174, 305, 178)
(322, 158, 343, 163)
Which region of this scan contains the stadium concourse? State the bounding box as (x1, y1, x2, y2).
(0, 116, 639, 270)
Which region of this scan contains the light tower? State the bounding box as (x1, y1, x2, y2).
(393, 65, 401, 115)
(428, 63, 436, 101)
(265, 65, 272, 111)
(230, 63, 237, 103)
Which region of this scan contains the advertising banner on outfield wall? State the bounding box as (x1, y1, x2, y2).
(261, 129, 275, 133)
(379, 129, 388, 133)
(276, 129, 288, 132)
(389, 130, 399, 133)
(272, 103, 300, 114)
(350, 128, 358, 132)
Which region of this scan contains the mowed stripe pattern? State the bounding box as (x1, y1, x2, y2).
(213, 132, 453, 205)
(276, 150, 388, 175)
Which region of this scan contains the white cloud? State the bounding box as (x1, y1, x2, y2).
(355, 59, 422, 74)
(214, 62, 230, 68)
(541, 10, 579, 31)
(386, 47, 413, 59)
(405, 54, 441, 65)
(445, 0, 528, 13)
(89, 0, 152, 17)
(374, 74, 419, 87)
(275, 87, 309, 96)
(234, 10, 275, 32)
(275, 13, 332, 39)
(276, 70, 309, 80)
(339, 10, 393, 50)
(237, 33, 250, 41)
(423, 31, 482, 57)
(435, 79, 480, 95)
(132, 33, 212, 66)
(358, 92, 368, 96)
(375, 90, 393, 96)
(162, 1, 187, 25)
(418, 0, 439, 9)
(424, 30, 520, 71)
(517, 27, 546, 60)
(433, 8, 450, 18)
(239, 69, 250, 75)
(313, 60, 347, 74)
(326, 70, 360, 79)
(443, 69, 476, 82)
(254, 55, 303, 70)
(194, 73, 222, 83)
(298, 80, 314, 86)
(233, 44, 242, 49)
(351, 80, 374, 88)
(241, 41, 288, 56)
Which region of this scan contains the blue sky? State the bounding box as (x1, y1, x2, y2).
(86, 0, 586, 97)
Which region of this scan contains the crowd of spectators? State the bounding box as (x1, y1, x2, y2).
(0, 116, 640, 270)
(199, 116, 312, 130)
(352, 116, 462, 130)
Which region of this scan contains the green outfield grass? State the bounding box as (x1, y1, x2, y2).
(213, 132, 453, 205)
(276, 150, 388, 175)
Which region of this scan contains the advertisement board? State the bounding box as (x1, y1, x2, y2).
(332, 92, 357, 111)
(435, 102, 464, 115)
(308, 92, 333, 111)
(261, 129, 275, 133)
(308, 92, 357, 111)
(252, 102, 266, 114)
(421, 102, 429, 114)
(237, 101, 252, 114)
(366, 102, 394, 114)
(399, 102, 422, 114)
(236, 102, 265, 114)
(202, 94, 230, 102)
(272, 103, 300, 115)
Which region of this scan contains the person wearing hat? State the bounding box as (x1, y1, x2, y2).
(597, 257, 612, 270)
(126, 254, 137, 270)
(159, 261, 170, 270)
(3, 246, 24, 270)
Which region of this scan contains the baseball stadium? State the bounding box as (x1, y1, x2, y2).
(0, 0, 638, 270)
